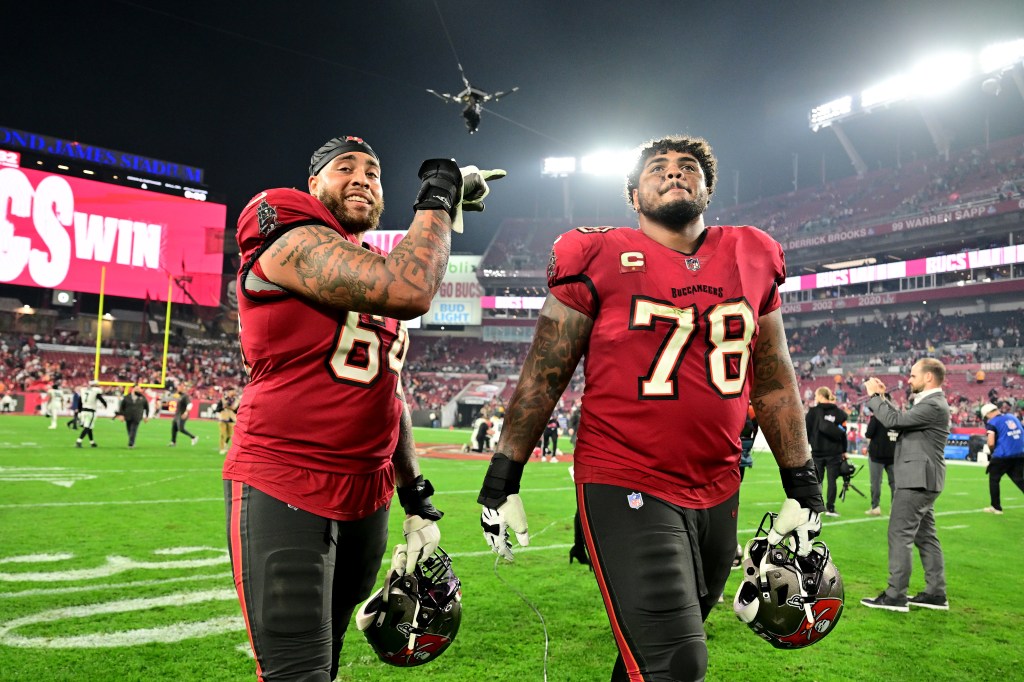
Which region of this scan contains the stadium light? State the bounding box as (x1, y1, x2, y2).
(980, 38, 1024, 74)
(542, 156, 577, 177)
(908, 52, 975, 98)
(861, 75, 910, 110)
(809, 95, 853, 131)
(580, 149, 634, 176)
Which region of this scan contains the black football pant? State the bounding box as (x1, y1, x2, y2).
(225, 481, 388, 681)
(578, 483, 738, 682)
(988, 456, 1024, 510)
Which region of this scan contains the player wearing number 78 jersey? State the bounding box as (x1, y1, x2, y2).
(477, 135, 825, 681)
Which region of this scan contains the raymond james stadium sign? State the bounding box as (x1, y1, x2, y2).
(0, 126, 204, 185)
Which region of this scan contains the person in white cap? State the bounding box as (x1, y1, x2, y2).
(979, 402, 1024, 515)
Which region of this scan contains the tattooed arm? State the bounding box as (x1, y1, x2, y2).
(749, 308, 811, 469)
(495, 294, 593, 465)
(258, 209, 452, 320)
(392, 400, 422, 489)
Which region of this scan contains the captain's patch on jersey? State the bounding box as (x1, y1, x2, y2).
(619, 251, 646, 273)
(256, 199, 280, 236)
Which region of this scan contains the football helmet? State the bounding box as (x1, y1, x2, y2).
(355, 548, 462, 666)
(733, 511, 844, 649)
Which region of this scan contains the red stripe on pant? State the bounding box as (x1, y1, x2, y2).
(229, 480, 265, 681)
(578, 482, 644, 681)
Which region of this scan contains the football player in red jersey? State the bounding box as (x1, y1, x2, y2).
(478, 135, 823, 681)
(224, 135, 503, 680)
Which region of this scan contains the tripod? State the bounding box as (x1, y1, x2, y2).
(839, 464, 866, 502)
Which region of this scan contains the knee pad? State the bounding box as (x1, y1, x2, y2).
(668, 638, 708, 682)
(262, 548, 327, 634)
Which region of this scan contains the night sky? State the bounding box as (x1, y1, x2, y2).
(6, 0, 1024, 254)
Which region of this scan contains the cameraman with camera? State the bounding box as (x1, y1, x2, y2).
(806, 387, 849, 517)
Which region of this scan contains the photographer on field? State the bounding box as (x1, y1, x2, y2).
(806, 386, 848, 517)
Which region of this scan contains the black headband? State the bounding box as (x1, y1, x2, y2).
(309, 136, 379, 176)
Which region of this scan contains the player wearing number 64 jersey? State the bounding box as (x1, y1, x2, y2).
(478, 135, 826, 681)
(224, 135, 504, 680)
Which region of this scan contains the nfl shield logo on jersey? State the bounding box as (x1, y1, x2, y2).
(627, 492, 644, 510)
(685, 257, 700, 272)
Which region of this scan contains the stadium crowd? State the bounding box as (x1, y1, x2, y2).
(3, 305, 1024, 430)
(481, 135, 1024, 275)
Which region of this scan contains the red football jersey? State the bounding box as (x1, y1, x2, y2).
(548, 225, 785, 509)
(223, 188, 407, 520)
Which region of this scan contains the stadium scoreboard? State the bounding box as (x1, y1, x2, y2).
(0, 126, 226, 306)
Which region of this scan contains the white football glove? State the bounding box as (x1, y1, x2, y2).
(450, 166, 507, 233)
(389, 543, 409, 575)
(766, 498, 821, 557)
(401, 514, 440, 575)
(481, 493, 529, 561)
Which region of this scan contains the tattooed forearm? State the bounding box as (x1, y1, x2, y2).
(751, 310, 811, 468)
(497, 296, 592, 463)
(261, 211, 451, 318)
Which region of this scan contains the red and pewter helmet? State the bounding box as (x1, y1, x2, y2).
(733, 512, 844, 649)
(355, 548, 462, 666)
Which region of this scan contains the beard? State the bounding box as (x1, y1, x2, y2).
(638, 188, 709, 227)
(316, 187, 385, 233)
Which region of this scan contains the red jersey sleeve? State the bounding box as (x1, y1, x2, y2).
(236, 188, 345, 263)
(742, 226, 786, 316)
(546, 227, 615, 318)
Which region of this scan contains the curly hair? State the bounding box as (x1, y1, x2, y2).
(624, 135, 717, 208)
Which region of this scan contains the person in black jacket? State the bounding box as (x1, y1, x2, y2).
(865, 405, 897, 516)
(806, 386, 848, 517)
(116, 384, 150, 449)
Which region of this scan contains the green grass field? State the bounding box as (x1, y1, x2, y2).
(1, 414, 1021, 681)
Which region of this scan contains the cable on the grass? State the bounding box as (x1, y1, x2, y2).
(492, 554, 550, 682)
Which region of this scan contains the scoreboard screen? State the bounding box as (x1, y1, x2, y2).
(0, 165, 226, 306)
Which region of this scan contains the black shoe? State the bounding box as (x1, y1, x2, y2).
(569, 545, 591, 569)
(908, 592, 949, 610)
(861, 592, 908, 612)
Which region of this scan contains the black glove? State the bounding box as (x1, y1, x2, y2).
(477, 452, 524, 508)
(413, 159, 462, 221)
(780, 460, 826, 513)
(396, 475, 443, 521)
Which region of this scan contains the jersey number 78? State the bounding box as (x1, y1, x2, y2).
(630, 297, 755, 400)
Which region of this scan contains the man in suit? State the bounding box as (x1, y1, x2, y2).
(861, 358, 950, 612)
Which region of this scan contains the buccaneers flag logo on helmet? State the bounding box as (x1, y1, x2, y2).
(733, 511, 844, 649)
(355, 548, 462, 666)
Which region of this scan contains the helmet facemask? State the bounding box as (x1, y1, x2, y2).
(733, 512, 844, 649)
(356, 548, 462, 666)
